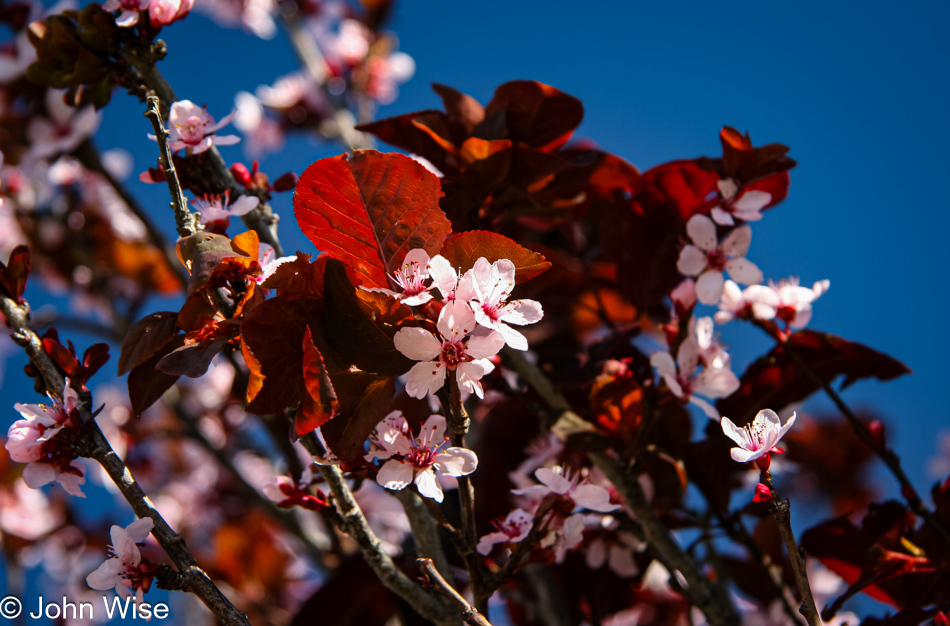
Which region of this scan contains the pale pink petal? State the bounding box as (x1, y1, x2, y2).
(676, 337, 700, 378)
(609, 545, 639, 578)
(191, 136, 213, 154)
(207, 109, 238, 134)
(420, 414, 447, 441)
(228, 194, 260, 217)
(649, 352, 677, 379)
(535, 468, 571, 494)
(427, 255, 458, 297)
(115, 10, 140, 26)
(393, 327, 442, 361)
(720, 416, 752, 448)
(404, 361, 446, 398)
(734, 190, 771, 212)
(720, 225, 752, 257)
(57, 461, 86, 498)
(730, 447, 761, 463)
(86, 558, 125, 590)
(677, 245, 708, 277)
(376, 459, 413, 491)
(465, 330, 505, 359)
(586, 538, 608, 569)
(494, 322, 528, 351)
(438, 300, 477, 342)
(725, 258, 763, 285)
(696, 270, 726, 305)
(689, 396, 721, 420)
(414, 468, 444, 502)
(686, 214, 718, 252)
(478, 531, 511, 555)
(211, 134, 241, 146)
(22, 462, 56, 489)
(499, 299, 543, 325)
(455, 361, 490, 398)
(790, 308, 812, 329)
(572, 484, 619, 512)
(710, 207, 735, 226)
(694, 367, 739, 399)
(125, 517, 154, 543)
(434, 447, 478, 477)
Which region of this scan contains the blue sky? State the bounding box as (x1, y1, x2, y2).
(6, 0, 950, 528)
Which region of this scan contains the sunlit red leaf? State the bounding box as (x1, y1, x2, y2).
(294, 150, 452, 289)
(117, 312, 179, 376)
(437, 230, 551, 283)
(0, 245, 31, 302)
(296, 326, 339, 436)
(717, 331, 912, 425)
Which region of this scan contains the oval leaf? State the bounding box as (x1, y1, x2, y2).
(438, 230, 551, 284)
(117, 312, 179, 376)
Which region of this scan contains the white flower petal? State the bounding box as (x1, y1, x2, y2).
(465, 330, 505, 359)
(686, 214, 718, 252)
(696, 270, 726, 305)
(438, 301, 476, 342)
(572, 484, 619, 512)
(414, 468, 444, 502)
(535, 468, 571, 494)
(710, 207, 735, 226)
(720, 225, 752, 257)
(720, 416, 752, 448)
(677, 245, 708, 277)
(734, 190, 771, 212)
(377, 459, 413, 491)
(394, 327, 442, 361)
(435, 447, 478, 477)
(404, 361, 446, 398)
(725, 258, 763, 285)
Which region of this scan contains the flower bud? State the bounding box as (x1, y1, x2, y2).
(230, 162, 252, 186)
(869, 420, 886, 448)
(753, 483, 771, 503)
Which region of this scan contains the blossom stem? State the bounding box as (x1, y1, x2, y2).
(759, 471, 822, 626)
(418, 558, 494, 626)
(393, 488, 456, 587)
(73, 138, 189, 289)
(502, 348, 739, 626)
(144, 95, 197, 238)
(296, 433, 455, 624)
(441, 378, 489, 614)
(0, 294, 251, 626)
(779, 338, 950, 548)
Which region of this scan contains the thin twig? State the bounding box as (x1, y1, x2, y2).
(780, 340, 950, 548)
(295, 434, 454, 624)
(1, 295, 250, 626)
(394, 488, 456, 587)
(441, 377, 489, 613)
(502, 347, 739, 626)
(419, 558, 493, 626)
(143, 95, 196, 238)
(760, 471, 821, 626)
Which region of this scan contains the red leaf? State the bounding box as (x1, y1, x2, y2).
(483, 80, 584, 152)
(260, 252, 327, 296)
(128, 335, 184, 417)
(321, 372, 395, 465)
(357, 111, 459, 174)
(240, 295, 322, 414)
(156, 334, 231, 378)
(438, 231, 551, 284)
(0, 245, 30, 302)
(432, 82, 485, 137)
(323, 258, 414, 376)
(294, 150, 451, 288)
(296, 326, 339, 436)
(117, 312, 179, 376)
(718, 331, 912, 426)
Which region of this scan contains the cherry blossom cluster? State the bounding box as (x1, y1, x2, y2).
(364, 412, 477, 502)
(5, 379, 87, 497)
(390, 249, 544, 399)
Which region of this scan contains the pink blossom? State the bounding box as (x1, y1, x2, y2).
(477, 508, 533, 555)
(670, 278, 697, 312)
(365, 413, 478, 503)
(0, 32, 37, 83)
(721, 409, 796, 466)
(329, 19, 371, 67)
(148, 0, 193, 26)
(377, 248, 435, 306)
(233, 92, 285, 157)
(743, 277, 830, 329)
(154, 100, 240, 155)
(542, 512, 585, 562)
(710, 178, 772, 226)
(513, 466, 619, 513)
(26, 90, 101, 163)
(86, 518, 156, 600)
(7, 379, 79, 463)
(23, 459, 87, 497)
(650, 335, 739, 420)
(677, 214, 763, 305)
(101, 0, 150, 27)
(427, 255, 476, 302)
(196, 0, 277, 39)
(714, 280, 750, 324)
(0, 479, 63, 540)
(364, 52, 416, 105)
(585, 520, 644, 578)
(468, 257, 544, 351)
(191, 191, 259, 224)
(393, 301, 505, 399)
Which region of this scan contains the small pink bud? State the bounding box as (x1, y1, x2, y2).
(230, 162, 251, 186)
(753, 483, 771, 503)
(869, 420, 886, 447)
(272, 171, 298, 192)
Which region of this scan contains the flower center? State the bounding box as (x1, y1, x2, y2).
(176, 116, 205, 144)
(439, 341, 470, 369)
(706, 249, 727, 271)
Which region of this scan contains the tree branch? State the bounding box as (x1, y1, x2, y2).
(419, 558, 493, 626)
(0, 295, 250, 626)
(394, 488, 456, 588)
(143, 95, 196, 238)
(295, 434, 454, 624)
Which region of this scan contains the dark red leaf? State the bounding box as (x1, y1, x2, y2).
(717, 331, 912, 425)
(294, 150, 452, 289)
(155, 335, 231, 378)
(0, 245, 31, 302)
(81, 343, 110, 378)
(357, 111, 460, 175)
(321, 372, 395, 465)
(128, 335, 184, 417)
(432, 82, 485, 138)
(260, 252, 327, 296)
(295, 326, 339, 436)
(482, 80, 583, 152)
(117, 312, 179, 376)
(323, 258, 414, 376)
(437, 230, 551, 284)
